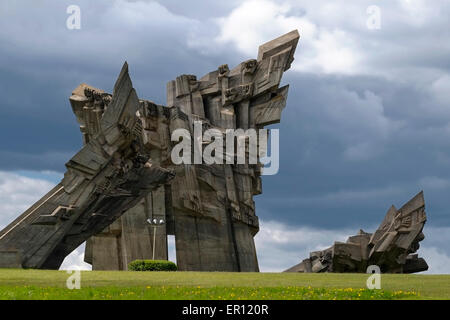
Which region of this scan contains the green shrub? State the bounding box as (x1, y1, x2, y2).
(128, 260, 177, 271)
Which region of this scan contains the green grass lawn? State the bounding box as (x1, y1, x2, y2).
(0, 269, 448, 300)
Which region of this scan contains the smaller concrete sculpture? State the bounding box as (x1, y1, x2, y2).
(285, 191, 428, 274)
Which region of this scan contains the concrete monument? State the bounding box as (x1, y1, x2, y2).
(285, 191, 428, 274)
(85, 30, 300, 271)
(0, 30, 300, 271)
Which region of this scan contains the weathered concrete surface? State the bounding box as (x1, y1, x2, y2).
(87, 30, 300, 271)
(0, 63, 174, 269)
(285, 191, 428, 274)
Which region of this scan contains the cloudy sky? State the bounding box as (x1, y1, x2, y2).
(1, 0, 449, 273)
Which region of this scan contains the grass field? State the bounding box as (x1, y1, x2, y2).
(0, 269, 448, 300)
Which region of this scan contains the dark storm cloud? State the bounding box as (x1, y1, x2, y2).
(0, 0, 234, 169)
(257, 71, 450, 228)
(0, 0, 449, 231)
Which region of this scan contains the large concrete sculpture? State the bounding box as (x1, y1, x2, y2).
(285, 191, 428, 273)
(0, 30, 300, 271)
(85, 30, 300, 271)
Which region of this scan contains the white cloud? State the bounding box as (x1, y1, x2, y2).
(302, 29, 360, 74)
(398, 0, 437, 26)
(214, 0, 360, 74)
(419, 246, 450, 274)
(210, 0, 450, 80)
(0, 171, 55, 230)
(215, 0, 305, 55)
(60, 243, 91, 271)
(255, 220, 354, 271)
